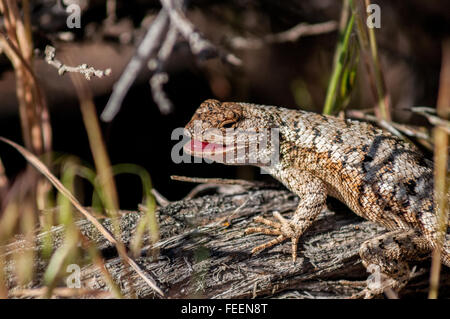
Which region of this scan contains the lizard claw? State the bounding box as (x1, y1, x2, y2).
(245, 211, 302, 262)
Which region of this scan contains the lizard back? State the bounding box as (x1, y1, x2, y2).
(263, 106, 437, 236)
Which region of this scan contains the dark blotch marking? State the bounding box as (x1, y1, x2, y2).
(362, 141, 427, 186)
(364, 135, 400, 164)
(333, 130, 343, 144)
(361, 144, 369, 153)
(306, 203, 324, 210)
(404, 180, 417, 196)
(312, 127, 322, 144)
(401, 197, 410, 209)
(356, 184, 367, 207)
(416, 156, 431, 168)
(342, 154, 348, 166)
(392, 236, 402, 246)
(312, 127, 321, 137)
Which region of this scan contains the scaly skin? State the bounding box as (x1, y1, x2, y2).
(183, 99, 449, 295)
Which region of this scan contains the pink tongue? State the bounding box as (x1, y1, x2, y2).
(190, 139, 223, 152)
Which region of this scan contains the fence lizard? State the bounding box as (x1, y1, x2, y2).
(183, 99, 449, 296)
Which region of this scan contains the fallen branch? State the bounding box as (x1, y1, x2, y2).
(170, 175, 279, 187)
(44, 45, 111, 80)
(229, 20, 338, 50)
(4, 186, 449, 298)
(411, 107, 450, 134)
(347, 110, 431, 141)
(101, 10, 170, 122)
(160, 0, 241, 66)
(148, 23, 179, 114)
(150, 188, 170, 207)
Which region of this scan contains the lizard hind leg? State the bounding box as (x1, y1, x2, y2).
(358, 229, 432, 298)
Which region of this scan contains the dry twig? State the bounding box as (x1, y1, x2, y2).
(170, 175, 276, 187)
(160, 0, 241, 66)
(229, 21, 338, 50)
(101, 10, 170, 121)
(44, 45, 111, 80)
(148, 24, 179, 114)
(8, 287, 113, 298)
(411, 107, 450, 134)
(150, 188, 170, 207)
(347, 110, 431, 141)
(101, 0, 243, 121)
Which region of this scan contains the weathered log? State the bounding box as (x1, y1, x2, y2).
(3, 185, 449, 298)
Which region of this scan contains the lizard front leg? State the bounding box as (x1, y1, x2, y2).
(245, 171, 327, 262)
(357, 229, 432, 298)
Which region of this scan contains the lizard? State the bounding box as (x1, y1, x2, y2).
(182, 99, 450, 296)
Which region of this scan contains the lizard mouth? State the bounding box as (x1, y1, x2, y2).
(183, 138, 235, 160)
(182, 129, 277, 166)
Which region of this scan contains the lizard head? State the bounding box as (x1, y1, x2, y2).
(183, 99, 280, 166)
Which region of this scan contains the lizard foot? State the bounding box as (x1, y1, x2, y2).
(350, 267, 417, 299)
(245, 211, 303, 262)
(354, 229, 431, 298)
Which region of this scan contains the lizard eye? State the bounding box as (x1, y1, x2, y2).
(220, 120, 236, 129)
